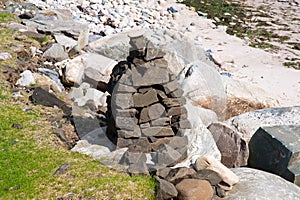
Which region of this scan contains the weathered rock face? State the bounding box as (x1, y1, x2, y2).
(208, 122, 248, 168)
(223, 168, 300, 200)
(248, 125, 300, 186)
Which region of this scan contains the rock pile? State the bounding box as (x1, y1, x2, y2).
(106, 33, 191, 173)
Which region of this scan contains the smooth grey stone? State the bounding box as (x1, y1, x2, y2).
(223, 168, 300, 200)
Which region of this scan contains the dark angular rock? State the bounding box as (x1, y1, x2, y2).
(208, 122, 248, 168)
(72, 116, 100, 138)
(30, 87, 71, 115)
(170, 89, 184, 98)
(155, 176, 178, 200)
(115, 108, 137, 117)
(156, 167, 172, 179)
(165, 167, 196, 184)
(128, 160, 149, 175)
(190, 169, 222, 186)
(43, 43, 68, 61)
(132, 89, 158, 107)
(248, 125, 300, 186)
(179, 120, 191, 129)
(144, 41, 166, 61)
(117, 137, 151, 153)
(157, 144, 182, 167)
(54, 163, 73, 175)
(119, 151, 147, 165)
(150, 138, 172, 151)
(116, 83, 137, 93)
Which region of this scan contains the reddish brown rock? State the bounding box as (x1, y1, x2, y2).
(176, 179, 214, 200)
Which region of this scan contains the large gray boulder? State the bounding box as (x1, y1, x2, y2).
(225, 106, 300, 143)
(223, 168, 300, 200)
(248, 125, 300, 186)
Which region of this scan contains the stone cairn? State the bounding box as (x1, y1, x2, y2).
(106, 33, 192, 174)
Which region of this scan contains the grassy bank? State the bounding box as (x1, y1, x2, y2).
(0, 13, 156, 200)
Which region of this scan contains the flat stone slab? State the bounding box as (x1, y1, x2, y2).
(248, 125, 300, 186)
(142, 127, 174, 137)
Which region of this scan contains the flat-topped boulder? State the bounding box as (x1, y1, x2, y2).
(248, 125, 300, 186)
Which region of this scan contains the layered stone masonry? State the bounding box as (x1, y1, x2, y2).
(106, 34, 192, 171)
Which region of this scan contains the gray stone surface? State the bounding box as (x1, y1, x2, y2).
(157, 144, 183, 166)
(16, 70, 36, 87)
(155, 177, 178, 200)
(225, 106, 300, 143)
(131, 66, 170, 86)
(142, 127, 174, 137)
(148, 103, 166, 121)
(248, 125, 300, 186)
(81, 127, 115, 151)
(223, 168, 300, 200)
(132, 89, 158, 107)
(113, 93, 134, 109)
(73, 116, 100, 139)
(43, 43, 68, 61)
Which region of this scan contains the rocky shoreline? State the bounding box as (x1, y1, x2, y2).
(1, 0, 300, 199)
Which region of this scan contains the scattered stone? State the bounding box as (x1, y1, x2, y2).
(30, 87, 70, 114)
(71, 140, 111, 160)
(165, 167, 196, 184)
(0, 52, 12, 60)
(12, 123, 23, 129)
(54, 163, 73, 175)
(43, 43, 68, 61)
(195, 156, 239, 190)
(155, 176, 178, 200)
(16, 70, 36, 87)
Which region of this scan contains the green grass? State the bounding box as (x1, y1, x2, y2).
(0, 86, 156, 199)
(0, 12, 16, 23)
